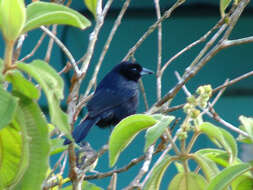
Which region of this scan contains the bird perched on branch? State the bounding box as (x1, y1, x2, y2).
(64, 61, 153, 145)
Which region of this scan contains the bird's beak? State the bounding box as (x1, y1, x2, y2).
(140, 67, 154, 76)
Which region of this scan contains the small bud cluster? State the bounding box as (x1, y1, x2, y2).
(183, 85, 212, 119)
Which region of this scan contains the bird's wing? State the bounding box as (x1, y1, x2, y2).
(87, 87, 138, 118)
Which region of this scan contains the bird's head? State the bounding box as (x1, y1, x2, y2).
(116, 61, 154, 82)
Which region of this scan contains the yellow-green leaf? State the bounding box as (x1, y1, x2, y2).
(0, 0, 26, 41)
(84, 0, 97, 18)
(109, 114, 156, 167)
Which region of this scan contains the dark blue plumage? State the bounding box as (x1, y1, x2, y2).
(64, 61, 153, 145)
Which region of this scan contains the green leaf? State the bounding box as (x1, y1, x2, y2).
(12, 95, 50, 190)
(145, 115, 174, 151)
(50, 138, 68, 156)
(84, 0, 97, 18)
(6, 71, 40, 99)
(168, 172, 207, 190)
(206, 163, 252, 190)
(0, 0, 26, 41)
(109, 114, 157, 167)
(237, 116, 253, 144)
(17, 60, 72, 139)
(0, 86, 18, 130)
(23, 2, 91, 33)
(196, 148, 242, 168)
(62, 180, 103, 190)
(143, 155, 174, 190)
(0, 123, 28, 189)
(232, 175, 253, 190)
(192, 153, 220, 181)
(199, 122, 237, 163)
(220, 0, 232, 18)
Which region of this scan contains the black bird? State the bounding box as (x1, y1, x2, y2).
(64, 61, 153, 145)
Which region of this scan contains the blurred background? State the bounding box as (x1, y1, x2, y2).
(0, 0, 252, 189)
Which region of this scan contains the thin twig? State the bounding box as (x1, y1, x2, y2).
(141, 135, 178, 186)
(213, 70, 253, 93)
(20, 32, 47, 62)
(40, 26, 80, 76)
(14, 34, 26, 61)
(45, 25, 58, 62)
(122, 0, 185, 61)
(154, 0, 162, 101)
(160, 18, 224, 75)
(84, 0, 132, 97)
(139, 79, 149, 111)
(124, 146, 155, 190)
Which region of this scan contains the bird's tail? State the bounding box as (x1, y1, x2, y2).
(64, 118, 98, 145)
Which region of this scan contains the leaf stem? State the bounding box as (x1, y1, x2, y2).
(3, 40, 15, 74)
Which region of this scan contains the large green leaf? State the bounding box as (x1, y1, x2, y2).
(12, 94, 50, 190)
(143, 155, 174, 190)
(0, 122, 28, 189)
(192, 153, 220, 181)
(206, 163, 252, 190)
(109, 114, 157, 167)
(84, 0, 97, 18)
(0, 86, 18, 130)
(199, 122, 237, 163)
(0, 0, 26, 41)
(17, 60, 72, 139)
(23, 1, 91, 33)
(232, 175, 253, 190)
(237, 116, 253, 144)
(168, 172, 207, 190)
(6, 71, 40, 99)
(145, 114, 174, 151)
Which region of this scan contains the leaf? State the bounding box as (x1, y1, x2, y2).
(196, 148, 242, 168)
(145, 115, 174, 151)
(0, 0, 26, 40)
(199, 122, 237, 163)
(143, 155, 174, 190)
(237, 116, 253, 144)
(0, 123, 28, 189)
(109, 114, 157, 167)
(0, 86, 18, 130)
(232, 175, 253, 190)
(23, 1, 91, 33)
(206, 163, 252, 190)
(84, 0, 97, 18)
(220, 0, 232, 18)
(50, 138, 68, 156)
(17, 60, 72, 139)
(168, 172, 207, 190)
(6, 71, 40, 99)
(12, 94, 50, 190)
(62, 180, 103, 190)
(192, 153, 220, 181)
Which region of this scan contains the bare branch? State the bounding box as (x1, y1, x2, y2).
(44, 25, 58, 62)
(84, 0, 132, 97)
(154, 0, 162, 101)
(40, 26, 80, 75)
(124, 146, 155, 190)
(123, 0, 185, 61)
(20, 32, 46, 62)
(139, 79, 149, 111)
(222, 36, 253, 48)
(213, 70, 253, 93)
